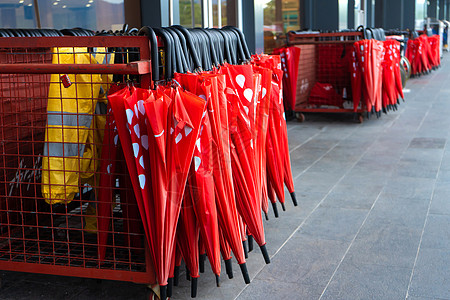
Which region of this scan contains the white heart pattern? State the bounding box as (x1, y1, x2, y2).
(244, 88, 253, 102)
(126, 109, 134, 125)
(194, 156, 201, 172)
(114, 135, 119, 146)
(107, 164, 111, 174)
(199, 94, 207, 101)
(134, 124, 140, 138)
(141, 135, 149, 150)
(185, 126, 192, 137)
(139, 174, 146, 189)
(262, 87, 267, 99)
(236, 74, 245, 88)
(195, 138, 201, 152)
(243, 106, 249, 115)
(137, 100, 145, 115)
(134, 104, 138, 118)
(175, 133, 182, 144)
(133, 143, 139, 158)
(139, 156, 145, 169)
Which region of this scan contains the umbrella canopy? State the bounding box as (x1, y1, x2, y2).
(97, 103, 118, 261)
(353, 39, 384, 116)
(108, 87, 155, 261)
(175, 72, 250, 283)
(175, 185, 200, 297)
(144, 86, 206, 300)
(222, 63, 270, 264)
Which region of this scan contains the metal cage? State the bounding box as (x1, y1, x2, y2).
(288, 31, 365, 122)
(0, 36, 156, 286)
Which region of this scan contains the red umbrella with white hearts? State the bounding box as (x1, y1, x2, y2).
(108, 87, 154, 257)
(145, 86, 206, 300)
(222, 63, 270, 265)
(175, 72, 248, 283)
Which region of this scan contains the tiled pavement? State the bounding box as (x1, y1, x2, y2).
(2, 55, 450, 299)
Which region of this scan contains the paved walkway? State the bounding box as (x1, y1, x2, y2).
(2, 55, 450, 299)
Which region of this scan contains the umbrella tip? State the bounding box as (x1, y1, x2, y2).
(260, 244, 271, 264)
(290, 192, 298, 206)
(239, 263, 251, 284)
(199, 253, 206, 273)
(160, 285, 167, 300)
(215, 274, 220, 287)
(265, 212, 269, 220)
(191, 277, 198, 298)
(243, 241, 248, 259)
(167, 277, 173, 298)
(280, 202, 286, 211)
(224, 259, 233, 279)
(248, 235, 254, 252)
(174, 266, 180, 286)
(271, 202, 279, 218)
(186, 267, 191, 281)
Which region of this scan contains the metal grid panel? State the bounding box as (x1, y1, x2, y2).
(0, 36, 155, 284)
(289, 32, 365, 114)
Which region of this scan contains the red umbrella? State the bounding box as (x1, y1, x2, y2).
(173, 245, 182, 286)
(252, 54, 297, 207)
(219, 226, 234, 279)
(351, 44, 363, 111)
(267, 174, 279, 217)
(279, 100, 297, 207)
(273, 46, 301, 112)
(175, 72, 249, 283)
(353, 39, 384, 116)
(175, 185, 200, 297)
(266, 81, 286, 211)
(382, 40, 404, 112)
(144, 86, 206, 300)
(108, 87, 155, 261)
(189, 111, 221, 285)
(253, 66, 272, 219)
(97, 103, 118, 261)
(223, 64, 270, 264)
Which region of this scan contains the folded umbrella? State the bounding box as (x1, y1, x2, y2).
(223, 63, 270, 264)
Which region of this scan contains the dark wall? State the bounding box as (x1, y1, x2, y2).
(314, 0, 339, 30)
(348, 0, 355, 29)
(384, 0, 403, 29)
(140, 0, 169, 27)
(374, 0, 415, 30)
(428, 0, 438, 18)
(439, 0, 446, 19)
(403, 0, 416, 29)
(366, 0, 375, 28)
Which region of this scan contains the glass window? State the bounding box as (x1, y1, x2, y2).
(179, 0, 193, 27)
(415, 0, 426, 30)
(0, 0, 38, 28)
(263, 0, 300, 53)
(339, 0, 348, 30)
(37, 0, 125, 31)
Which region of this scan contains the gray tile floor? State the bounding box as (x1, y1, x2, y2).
(2, 55, 450, 300)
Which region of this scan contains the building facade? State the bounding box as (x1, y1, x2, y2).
(0, 0, 448, 53)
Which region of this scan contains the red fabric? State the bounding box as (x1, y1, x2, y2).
(308, 82, 344, 108)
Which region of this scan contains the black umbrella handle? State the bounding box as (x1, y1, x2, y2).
(138, 26, 160, 82)
(172, 25, 202, 71)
